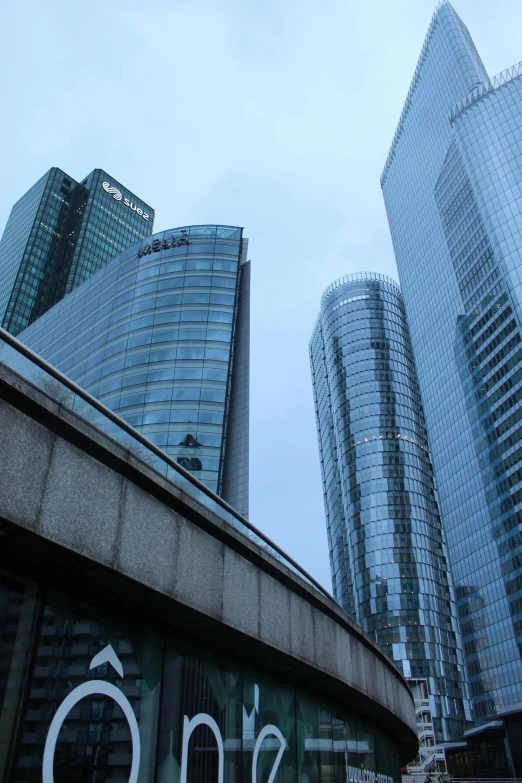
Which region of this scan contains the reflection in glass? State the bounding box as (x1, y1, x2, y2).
(310, 273, 468, 741)
(0, 573, 38, 781)
(296, 691, 334, 783)
(9, 590, 162, 783)
(157, 640, 241, 783)
(0, 574, 402, 783)
(18, 227, 245, 498)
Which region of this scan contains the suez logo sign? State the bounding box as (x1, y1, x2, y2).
(101, 181, 150, 222)
(41, 644, 395, 783)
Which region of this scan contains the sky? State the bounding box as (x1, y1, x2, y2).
(1, 0, 521, 593)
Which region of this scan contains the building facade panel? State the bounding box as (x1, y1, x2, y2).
(221, 241, 250, 517)
(452, 72, 522, 320)
(0, 169, 51, 325)
(381, 1, 522, 720)
(65, 169, 154, 295)
(311, 312, 355, 618)
(0, 168, 73, 334)
(19, 224, 249, 509)
(310, 273, 468, 743)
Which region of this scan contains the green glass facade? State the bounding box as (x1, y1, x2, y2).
(0, 167, 154, 335)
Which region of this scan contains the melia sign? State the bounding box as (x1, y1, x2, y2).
(101, 181, 150, 221)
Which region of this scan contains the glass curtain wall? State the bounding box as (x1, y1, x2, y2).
(20, 225, 245, 495)
(64, 169, 154, 296)
(310, 273, 468, 742)
(381, 1, 522, 720)
(0, 168, 154, 336)
(0, 168, 76, 335)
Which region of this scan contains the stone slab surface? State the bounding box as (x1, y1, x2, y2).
(38, 437, 123, 566)
(289, 591, 315, 665)
(223, 547, 260, 637)
(259, 571, 291, 655)
(0, 399, 54, 530)
(116, 479, 180, 595)
(175, 521, 224, 619)
(313, 606, 338, 676)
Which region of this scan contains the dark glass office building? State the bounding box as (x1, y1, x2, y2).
(310, 273, 469, 743)
(19, 224, 250, 516)
(381, 2, 522, 720)
(0, 167, 154, 335)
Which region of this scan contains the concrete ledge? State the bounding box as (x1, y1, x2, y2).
(0, 360, 418, 762)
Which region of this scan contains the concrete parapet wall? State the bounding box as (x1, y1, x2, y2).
(0, 361, 418, 763)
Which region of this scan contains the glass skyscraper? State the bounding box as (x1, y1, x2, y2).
(0, 167, 154, 335)
(310, 272, 468, 744)
(381, 2, 522, 721)
(19, 224, 250, 516)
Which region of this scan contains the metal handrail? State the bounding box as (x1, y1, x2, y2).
(0, 326, 333, 602)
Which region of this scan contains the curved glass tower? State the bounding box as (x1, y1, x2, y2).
(19, 224, 250, 515)
(381, 1, 522, 721)
(310, 272, 468, 742)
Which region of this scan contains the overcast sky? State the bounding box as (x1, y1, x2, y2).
(1, 0, 521, 592)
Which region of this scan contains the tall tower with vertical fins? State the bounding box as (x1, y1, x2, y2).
(310, 272, 468, 743)
(382, 1, 522, 722)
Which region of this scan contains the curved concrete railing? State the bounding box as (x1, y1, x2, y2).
(0, 326, 329, 599)
(0, 355, 418, 764)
